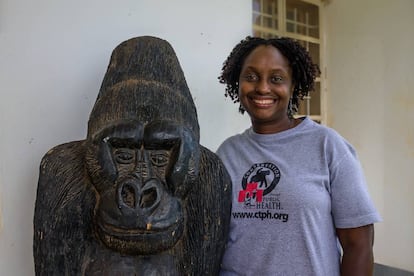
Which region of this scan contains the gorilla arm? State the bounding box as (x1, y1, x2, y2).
(33, 141, 95, 275)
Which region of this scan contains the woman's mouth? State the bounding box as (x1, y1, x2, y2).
(253, 98, 274, 105)
(250, 97, 276, 107)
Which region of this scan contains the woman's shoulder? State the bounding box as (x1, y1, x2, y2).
(216, 129, 250, 154)
(301, 117, 345, 140)
(311, 121, 359, 161)
(299, 117, 356, 152)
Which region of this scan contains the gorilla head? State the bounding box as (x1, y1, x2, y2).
(85, 37, 202, 255)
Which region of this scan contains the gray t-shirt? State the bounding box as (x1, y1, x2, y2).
(217, 117, 381, 276)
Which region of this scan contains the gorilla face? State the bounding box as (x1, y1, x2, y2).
(85, 119, 200, 255)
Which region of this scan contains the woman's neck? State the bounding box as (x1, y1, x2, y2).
(252, 117, 300, 134)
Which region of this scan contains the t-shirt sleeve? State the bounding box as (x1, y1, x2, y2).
(329, 139, 382, 228)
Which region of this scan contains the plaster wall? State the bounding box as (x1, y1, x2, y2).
(325, 0, 414, 272)
(0, 1, 251, 275)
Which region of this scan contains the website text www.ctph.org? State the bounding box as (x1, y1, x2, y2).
(232, 210, 289, 222)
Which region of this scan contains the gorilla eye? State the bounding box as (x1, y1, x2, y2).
(113, 148, 135, 164)
(150, 151, 169, 167)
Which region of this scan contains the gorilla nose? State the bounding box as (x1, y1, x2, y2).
(119, 179, 161, 211)
(139, 186, 158, 209)
(120, 183, 136, 208)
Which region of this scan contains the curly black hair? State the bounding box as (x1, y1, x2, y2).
(218, 36, 320, 117)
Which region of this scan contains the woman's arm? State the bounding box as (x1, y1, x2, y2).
(336, 224, 375, 276)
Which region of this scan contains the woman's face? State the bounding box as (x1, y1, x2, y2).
(238, 45, 294, 134)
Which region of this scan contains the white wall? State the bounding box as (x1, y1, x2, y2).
(0, 1, 251, 275)
(325, 0, 414, 272)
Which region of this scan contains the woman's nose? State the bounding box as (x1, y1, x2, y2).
(255, 79, 271, 93)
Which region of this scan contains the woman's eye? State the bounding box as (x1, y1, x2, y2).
(114, 148, 135, 164)
(244, 74, 258, 82)
(150, 152, 169, 167)
(271, 76, 283, 83)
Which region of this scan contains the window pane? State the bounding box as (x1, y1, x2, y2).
(253, 13, 261, 25)
(253, 0, 261, 12)
(310, 82, 321, 115)
(308, 42, 320, 67)
(264, 0, 278, 15)
(253, 0, 261, 25)
(286, 0, 319, 38)
(297, 82, 320, 116)
(286, 22, 294, 32)
(297, 96, 306, 115)
(252, 0, 279, 32)
(296, 39, 320, 67)
(264, 16, 276, 28)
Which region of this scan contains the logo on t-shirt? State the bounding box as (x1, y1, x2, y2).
(234, 162, 288, 222)
(238, 162, 280, 205)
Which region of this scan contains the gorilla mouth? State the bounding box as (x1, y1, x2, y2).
(96, 217, 184, 255)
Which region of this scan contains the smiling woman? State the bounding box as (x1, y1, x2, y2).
(238, 45, 294, 134)
(218, 36, 319, 133)
(216, 35, 381, 275)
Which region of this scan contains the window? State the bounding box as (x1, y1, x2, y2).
(253, 0, 325, 123)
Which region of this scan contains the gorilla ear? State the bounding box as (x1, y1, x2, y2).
(144, 121, 200, 198)
(170, 126, 200, 198)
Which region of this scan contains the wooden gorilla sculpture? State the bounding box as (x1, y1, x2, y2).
(33, 36, 231, 275)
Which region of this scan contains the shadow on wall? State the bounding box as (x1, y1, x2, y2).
(374, 263, 414, 276)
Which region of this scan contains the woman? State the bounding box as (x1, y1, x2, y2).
(217, 36, 381, 275)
